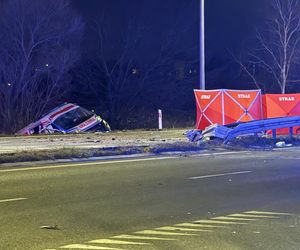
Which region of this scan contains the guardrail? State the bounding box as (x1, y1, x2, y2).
(193, 116, 300, 144)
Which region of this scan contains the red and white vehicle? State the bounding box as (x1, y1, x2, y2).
(16, 103, 111, 135)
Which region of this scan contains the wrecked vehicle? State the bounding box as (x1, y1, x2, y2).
(17, 103, 111, 135)
(187, 116, 300, 144)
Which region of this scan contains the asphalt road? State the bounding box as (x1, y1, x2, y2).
(1, 149, 300, 250)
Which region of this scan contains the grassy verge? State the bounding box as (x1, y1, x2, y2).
(0, 142, 203, 164)
(2, 130, 300, 164)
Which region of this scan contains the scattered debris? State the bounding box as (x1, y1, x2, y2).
(186, 116, 300, 144)
(185, 130, 202, 143)
(275, 141, 293, 148)
(17, 103, 111, 136)
(276, 141, 286, 147)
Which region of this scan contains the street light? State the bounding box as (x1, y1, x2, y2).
(200, 0, 205, 90)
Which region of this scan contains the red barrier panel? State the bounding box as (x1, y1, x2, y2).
(223, 90, 263, 124)
(194, 90, 223, 130)
(263, 94, 300, 134)
(194, 89, 262, 130)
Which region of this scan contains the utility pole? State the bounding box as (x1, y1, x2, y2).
(200, 0, 205, 90)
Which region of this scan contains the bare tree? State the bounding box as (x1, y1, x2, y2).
(238, 0, 300, 93)
(0, 0, 83, 133)
(75, 0, 198, 128)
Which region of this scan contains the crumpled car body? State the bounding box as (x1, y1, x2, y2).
(16, 103, 111, 135)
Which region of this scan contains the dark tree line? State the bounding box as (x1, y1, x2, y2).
(0, 0, 199, 133)
(1, 0, 299, 134)
(0, 0, 83, 133)
(72, 0, 199, 129)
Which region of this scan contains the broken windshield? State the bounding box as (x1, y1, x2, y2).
(53, 107, 94, 130)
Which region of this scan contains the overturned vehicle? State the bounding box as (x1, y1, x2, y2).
(17, 103, 111, 135)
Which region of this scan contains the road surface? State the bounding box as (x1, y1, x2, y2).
(1, 149, 300, 249)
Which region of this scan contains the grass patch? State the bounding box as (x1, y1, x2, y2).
(0, 142, 202, 164)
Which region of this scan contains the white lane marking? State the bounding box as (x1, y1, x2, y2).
(60, 244, 123, 250)
(157, 226, 212, 232)
(196, 151, 250, 157)
(0, 197, 27, 203)
(188, 171, 252, 180)
(228, 213, 279, 219)
(245, 211, 294, 216)
(134, 230, 197, 236)
(89, 239, 151, 245)
(0, 151, 251, 173)
(212, 216, 257, 221)
(175, 223, 226, 228)
(113, 234, 177, 241)
(56, 209, 288, 250)
(193, 220, 247, 225)
(0, 157, 178, 173)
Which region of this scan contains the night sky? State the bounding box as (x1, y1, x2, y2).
(72, 0, 267, 47)
(71, 0, 269, 88)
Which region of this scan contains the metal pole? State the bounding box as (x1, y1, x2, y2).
(200, 0, 205, 90)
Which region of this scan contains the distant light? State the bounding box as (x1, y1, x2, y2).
(132, 68, 138, 74)
(45, 64, 49, 67)
(7, 83, 12, 87)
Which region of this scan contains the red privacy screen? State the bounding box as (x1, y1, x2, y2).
(194, 89, 262, 130)
(263, 94, 300, 134)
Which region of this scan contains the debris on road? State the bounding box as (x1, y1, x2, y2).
(186, 128, 300, 151)
(186, 116, 300, 145)
(185, 130, 202, 143)
(275, 141, 293, 148)
(17, 103, 111, 136)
